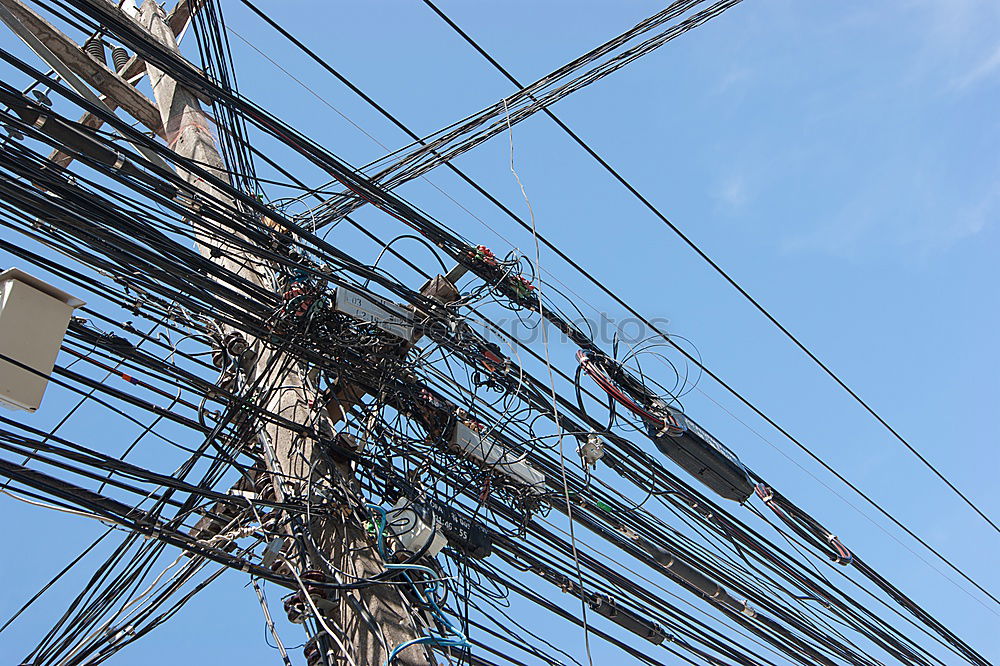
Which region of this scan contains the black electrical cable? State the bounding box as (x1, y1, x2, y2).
(418, 0, 998, 537)
(230, 1, 1000, 614)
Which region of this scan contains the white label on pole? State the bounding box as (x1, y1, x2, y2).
(334, 287, 414, 340)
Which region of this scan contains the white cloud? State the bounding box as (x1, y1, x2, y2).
(874, 0, 1000, 91)
(952, 43, 1000, 89)
(715, 172, 750, 211)
(781, 180, 996, 260)
(909, 0, 999, 47)
(714, 66, 753, 96)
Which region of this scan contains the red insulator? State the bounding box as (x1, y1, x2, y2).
(302, 569, 331, 599)
(283, 593, 305, 623)
(303, 637, 324, 666)
(471, 244, 497, 265)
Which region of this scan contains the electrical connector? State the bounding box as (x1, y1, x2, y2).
(577, 432, 605, 468)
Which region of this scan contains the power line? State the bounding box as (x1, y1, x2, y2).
(1, 3, 993, 665)
(235, 0, 999, 609)
(417, 0, 998, 538)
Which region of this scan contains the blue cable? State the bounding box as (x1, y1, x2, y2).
(365, 504, 471, 665)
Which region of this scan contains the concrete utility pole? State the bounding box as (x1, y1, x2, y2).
(46, 0, 208, 168)
(0, 0, 171, 171)
(116, 1, 435, 663)
(0, 0, 164, 133)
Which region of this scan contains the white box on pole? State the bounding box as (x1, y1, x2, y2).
(388, 498, 448, 557)
(0, 269, 84, 412)
(451, 421, 545, 492)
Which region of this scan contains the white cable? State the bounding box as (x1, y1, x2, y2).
(0, 488, 124, 526)
(284, 559, 361, 666)
(502, 96, 595, 666)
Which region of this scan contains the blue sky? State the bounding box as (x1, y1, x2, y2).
(2, 1, 998, 664)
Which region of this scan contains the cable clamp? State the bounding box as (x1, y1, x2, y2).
(754, 483, 775, 503)
(618, 526, 639, 541)
(826, 533, 853, 564)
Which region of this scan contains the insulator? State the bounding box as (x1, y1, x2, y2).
(254, 473, 275, 502)
(303, 637, 325, 666)
(30, 90, 52, 107)
(210, 348, 227, 369)
(301, 569, 328, 588)
(224, 331, 250, 357)
(84, 38, 106, 65)
(111, 45, 129, 72)
(283, 594, 306, 623)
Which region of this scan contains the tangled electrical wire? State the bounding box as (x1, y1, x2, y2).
(0, 3, 992, 666)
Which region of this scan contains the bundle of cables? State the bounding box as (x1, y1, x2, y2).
(576, 349, 686, 436)
(755, 484, 853, 565)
